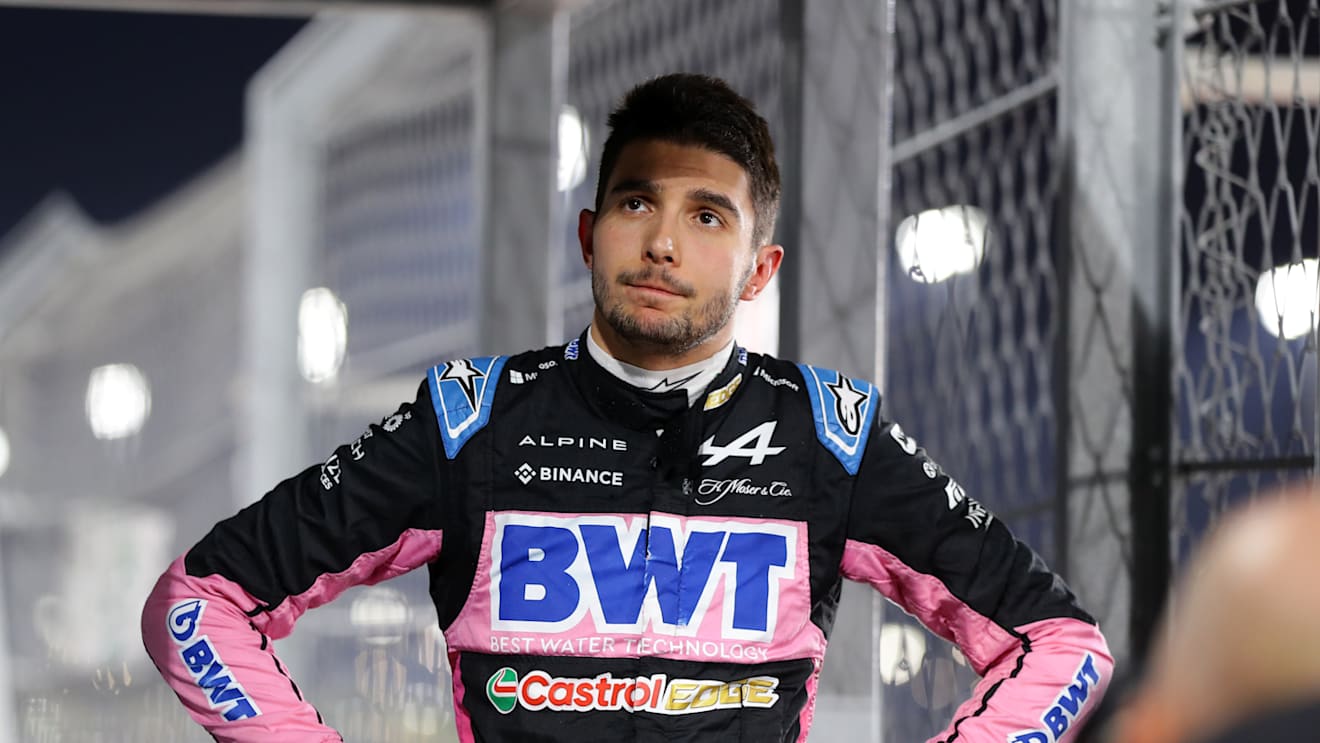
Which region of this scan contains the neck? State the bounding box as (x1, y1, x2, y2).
(588, 312, 734, 370)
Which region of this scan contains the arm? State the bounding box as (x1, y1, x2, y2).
(843, 414, 1112, 743)
(141, 382, 444, 742)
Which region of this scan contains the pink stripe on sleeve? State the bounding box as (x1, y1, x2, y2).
(934, 619, 1112, 743)
(839, 539, 1113, 743)
(142, 559, 341, 741)
(840, 539, 1016, 673)
(141, 529, 442, 740)
(261, 528, 443, 638)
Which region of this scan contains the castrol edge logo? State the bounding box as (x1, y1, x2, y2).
(486, 667, 779, 715)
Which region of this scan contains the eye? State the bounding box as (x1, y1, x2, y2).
(697, 211, 724, 227)
(622, 197, 647, 212)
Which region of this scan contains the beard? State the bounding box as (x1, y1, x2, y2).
(591, 264, 749, 355)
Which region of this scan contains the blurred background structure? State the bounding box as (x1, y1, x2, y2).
(0, 0, 1316, 740)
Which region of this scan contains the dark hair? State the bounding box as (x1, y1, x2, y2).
(594, 73, 781, 246)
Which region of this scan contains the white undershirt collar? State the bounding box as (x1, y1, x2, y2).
(585, 328, 734, 408)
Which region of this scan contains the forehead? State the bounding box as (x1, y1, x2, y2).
(606, 139, 752, 205)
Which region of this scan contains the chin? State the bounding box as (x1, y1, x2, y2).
(609, 312, 690, 347)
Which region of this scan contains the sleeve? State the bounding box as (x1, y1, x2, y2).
(841, 411, 1113, 743)
(140, 381, 445, 742)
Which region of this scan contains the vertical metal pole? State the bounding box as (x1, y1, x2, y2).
(1128, 0, 1182, 663)
(0, 529, 16, 743)
(872, 5, 895, 740)
(777, 0, 805, 360)
(1052, 0, 1074, 582)
(789, 1, 893, 739)
(873, 0, 895, 392)
(471, 10, 492, 352)
(794, 0, 887, 377)
(1052, 178, 1074, 578)
(482, 1, 564, 351)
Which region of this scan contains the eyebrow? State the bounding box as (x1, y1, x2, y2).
(608, 179, 743, 223)
(690, 188, 741, 223)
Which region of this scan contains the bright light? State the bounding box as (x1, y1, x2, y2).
(895, 205, 989, 284)
(349, 586, 411, 646)
(1255, 259, 1319, 340)
(558, 105, 589, 192)
(878, 622, 928, 685)
(85, 363, 151, 440)
(0, 426, 9, 478)
(298, 287, 348, 384)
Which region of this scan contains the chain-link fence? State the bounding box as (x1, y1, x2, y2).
(1176, 0, 1319, 559)
(878, 1, 1064, 738)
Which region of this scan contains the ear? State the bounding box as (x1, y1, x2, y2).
(578, 209, 596, 269)
(740, 244, 784, 300)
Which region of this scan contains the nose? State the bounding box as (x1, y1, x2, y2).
(643, 216, 679, 265)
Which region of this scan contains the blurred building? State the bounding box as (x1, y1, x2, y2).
(0, 157, 243, 740)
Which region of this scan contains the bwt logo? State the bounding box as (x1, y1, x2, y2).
(1008, 654, 1103, 743)
(491, 513, 797, 642)
(166, 599, 262, 722)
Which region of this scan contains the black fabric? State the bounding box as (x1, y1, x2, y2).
(184, 381, 442, 609)
(847, 415, 1096, 632)
(177, 337, 1099, 742)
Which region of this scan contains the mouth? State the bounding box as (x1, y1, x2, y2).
(625, 281, 685, 298)
(625, 282, 681, 296)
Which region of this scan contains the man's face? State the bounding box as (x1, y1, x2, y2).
(579, 139, 781, 364)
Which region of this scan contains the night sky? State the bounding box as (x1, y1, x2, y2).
(0, 8, 306, 247)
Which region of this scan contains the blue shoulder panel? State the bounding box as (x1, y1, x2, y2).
(428, 355, 509, 460)
(796, 364, 878, 475)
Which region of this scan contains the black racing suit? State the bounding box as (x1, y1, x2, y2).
(143, 334, 1111, 742)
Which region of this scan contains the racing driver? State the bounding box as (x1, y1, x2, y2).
(142, 73, 1112, 742)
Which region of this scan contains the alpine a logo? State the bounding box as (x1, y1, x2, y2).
(165, 600, 261, 722)
(485, 667, 779, 715)
(699, 421, 784, 466)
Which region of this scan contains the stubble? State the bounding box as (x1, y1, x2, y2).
(591, 265, 749, 355)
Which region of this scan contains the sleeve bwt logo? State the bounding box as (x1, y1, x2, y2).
(490, 513, 799, 642)
(1009, 654, 1102, 743)
(165, 599, 262, 722)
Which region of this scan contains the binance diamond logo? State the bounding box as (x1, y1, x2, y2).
(515, 463, 535, 485)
